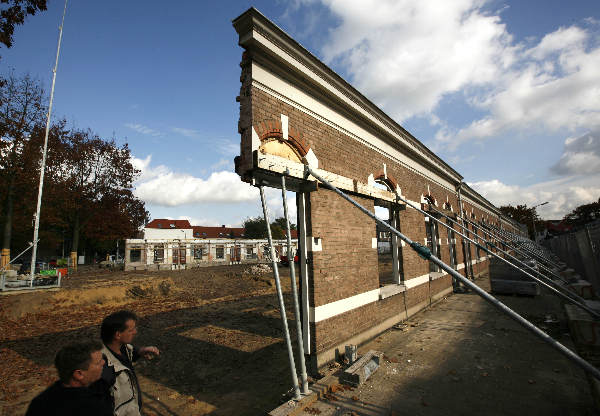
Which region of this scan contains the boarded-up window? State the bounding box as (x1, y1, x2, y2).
(130, 249, 141, 263)
(154, 245, 164, 262)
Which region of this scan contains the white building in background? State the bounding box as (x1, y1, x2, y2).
(124, 219, 298, 271)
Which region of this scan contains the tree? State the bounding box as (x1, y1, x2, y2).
(0, 73, 46, 265)
(59, 128, 148, 265)
(242, 216, 293, 239)
(0, 0, 47, 54)
(243, 216, 267, 239)
(499, 204, 541, 239)
(563, 198, 600, 227)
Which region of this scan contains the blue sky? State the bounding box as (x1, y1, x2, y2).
(2, 0, 599, 225)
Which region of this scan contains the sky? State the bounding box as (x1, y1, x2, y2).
(2, 0, 599, 226)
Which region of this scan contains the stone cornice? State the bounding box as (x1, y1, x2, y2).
(233, 7, 463, 185)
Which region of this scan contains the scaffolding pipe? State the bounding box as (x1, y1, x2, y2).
(30, 0, 68, 286)
(480, 222, 566, 281)
(281, 175, 309, 395)
(259, 186, 301, 401)
(304, 165, 600, 381)
(474, 218, 562, 271)
(488, 222, 558, 265)
(503, 229, 560, 268)
(394, 195, 600, 319)
(427, 204, 573, 289)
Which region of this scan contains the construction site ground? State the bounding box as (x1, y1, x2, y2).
(0, 265, 596, 415)
(300, 275, 596, 416)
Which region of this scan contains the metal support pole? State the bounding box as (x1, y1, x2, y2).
(397, 197, 599, 319)
(30, 0, 68, 285)
(259, 186, 301, 401)
(483, 219, 553, 263)
(304, 165, 600, 381)
(484, 222, 563, 276)
(489, 223, 560, 270)
(281, 175, 309, 394)
(429, 204, 571, 287)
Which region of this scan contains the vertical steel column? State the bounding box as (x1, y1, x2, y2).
(296, 192, 311, 354)
(281, 176, 309, 394)
(259, 186, 301, 401)
(456, 183, 472, 281)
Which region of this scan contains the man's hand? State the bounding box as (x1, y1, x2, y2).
(139, 346, 160, 360)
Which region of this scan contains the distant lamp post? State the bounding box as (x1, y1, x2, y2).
(531, 201, 549, 242)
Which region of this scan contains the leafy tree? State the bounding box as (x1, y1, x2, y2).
(59, 128, 148, 260)
(0, 73, 46, 258)
(243, 216, 267, 239)
(563, 198, 600, 227)
(499, 204, 541, 239)
(242, 216, 292, 239)
(0, 0, 47, 53)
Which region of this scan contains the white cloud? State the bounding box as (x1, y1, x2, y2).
(172, 127, 200, 138)
(551, 130, 600, 175)
(132, 155, 258, 206)
(125, 123, 162, 137)
(210, 158, 233, 170)
(315, 0, 515, 121)
(307, 0, 600, 150)
(469, 174, 600, 219)
(131, 156, 298, 224)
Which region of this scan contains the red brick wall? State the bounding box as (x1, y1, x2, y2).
(240, 71, 502, 368)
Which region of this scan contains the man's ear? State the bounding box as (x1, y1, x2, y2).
(72, 369, 85, 382)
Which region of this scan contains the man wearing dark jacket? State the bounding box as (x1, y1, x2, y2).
(25, 340, 112, 416)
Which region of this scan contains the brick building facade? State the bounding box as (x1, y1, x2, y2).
(233, 8, 526, 371)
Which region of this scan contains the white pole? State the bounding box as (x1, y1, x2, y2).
(30, 0, 68, 285)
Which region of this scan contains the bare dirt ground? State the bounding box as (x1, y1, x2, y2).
(302, 274, 597, 416)
(0, 264, 302, 416)
(2, 267, 596, 416)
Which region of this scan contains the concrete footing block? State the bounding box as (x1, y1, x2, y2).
(341, 350, 382, 387)
(569, 281, 596, 300)
(565, 304, 600, 347)
(490, 279, 540, 296)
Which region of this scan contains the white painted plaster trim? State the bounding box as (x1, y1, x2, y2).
(310, 289, 380, 323)
(372, 238, 378, 249)
(404, 273, 430, 289)
(251, 65, 457, 192)
(281, 114, 288, 140)
(251, 126, 260, 151)
(308, 271, 447, 323)
(307, 236, 322, 252)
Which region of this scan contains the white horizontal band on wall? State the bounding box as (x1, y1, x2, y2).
(310, 273, 432, 323)
(310, 289, 380, 323)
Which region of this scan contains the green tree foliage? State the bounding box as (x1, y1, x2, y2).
(499, 204, 541, 239)
(242, 216, 294, 239)
(0, 73, 149, 260)
(0, 0, 47, 53)
(563, 198, 600, 227)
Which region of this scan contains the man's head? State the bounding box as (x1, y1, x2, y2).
(55, 341, 104, 387)
(101, 310, 138, 346)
